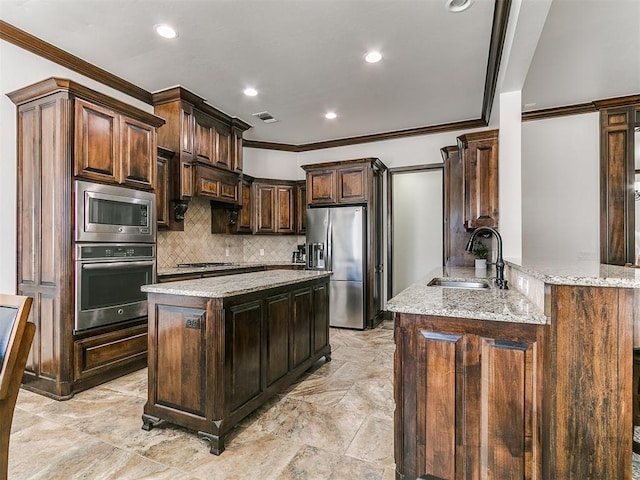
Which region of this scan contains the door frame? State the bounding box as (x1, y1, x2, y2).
(386, 164, 444, 300)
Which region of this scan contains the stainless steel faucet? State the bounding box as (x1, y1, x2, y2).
(465, 227, 509, 289)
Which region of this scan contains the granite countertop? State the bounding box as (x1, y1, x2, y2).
(143, 269, 331, 298)
(506, 259, 640, 288)
(158, 261, 306, 276)
(386, 267, 548, 325)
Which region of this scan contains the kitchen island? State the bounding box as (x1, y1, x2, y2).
(140, 269, 332, 454)
(388, 262, 640, 480)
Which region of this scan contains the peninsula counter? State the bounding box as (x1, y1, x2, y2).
(388, 262, 640, 480)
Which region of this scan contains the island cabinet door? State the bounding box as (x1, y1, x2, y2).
(152, 302, 208, 418)
(397, 319, 543, 480)
(225, 300, 263, 413)
(312, 283, 329, 354)
(291, 287, 313, 369)
(265, 293, 290, 387)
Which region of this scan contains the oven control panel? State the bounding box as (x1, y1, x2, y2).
(76, 243, 155, 261)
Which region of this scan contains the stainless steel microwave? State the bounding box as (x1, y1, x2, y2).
(75, 180, 156, 243)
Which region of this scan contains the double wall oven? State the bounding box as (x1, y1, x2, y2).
(74, 180, 156, 332)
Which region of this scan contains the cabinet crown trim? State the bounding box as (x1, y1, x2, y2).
(7, 77, 166, 127)
(151, 86, 252, 132)
(456, 129, 499, 147)
(301, 157, 387, 172)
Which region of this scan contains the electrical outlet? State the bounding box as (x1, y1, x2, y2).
(225, 247, 230, 257)
(259, 248, 265, 256)
(518, 276, 529, 294)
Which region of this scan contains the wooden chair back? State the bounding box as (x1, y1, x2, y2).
(0, 294, 35, 480)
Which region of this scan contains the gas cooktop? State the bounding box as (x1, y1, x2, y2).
(176, 262, 237, 268)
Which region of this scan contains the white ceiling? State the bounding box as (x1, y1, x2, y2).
(1, 0, 638, 145)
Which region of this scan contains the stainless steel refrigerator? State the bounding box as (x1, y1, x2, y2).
(306, 206, 366, 329)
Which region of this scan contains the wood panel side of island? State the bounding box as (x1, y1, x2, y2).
(142, 276, 331, 455)
(544, 285, 633, 480)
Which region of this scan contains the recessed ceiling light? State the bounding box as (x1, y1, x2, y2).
(154, 24, 177, 39)
(365, 51, 382, 64)
(243, 87, 258, 97)
(325, 112, 337, 120)
(445, 0, 474, 13)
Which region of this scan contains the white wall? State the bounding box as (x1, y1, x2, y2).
(521, 113, 600, 261)
(499, 90, 523, 260)
(242, 149, 299, 179)
(0, 40, 154, 294)
(243, 128, 488, 180)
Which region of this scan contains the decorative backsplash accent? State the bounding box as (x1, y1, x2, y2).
(157, 197, 305, 269)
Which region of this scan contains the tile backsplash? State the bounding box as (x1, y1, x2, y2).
(157, 197, 305, 269)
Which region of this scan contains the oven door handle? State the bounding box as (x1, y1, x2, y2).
(82, 261, 155, 270)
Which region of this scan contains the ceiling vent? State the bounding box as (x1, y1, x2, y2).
(252, 111, 279, 124)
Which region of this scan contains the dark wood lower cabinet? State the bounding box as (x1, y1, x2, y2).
(73, 323, 147, 385)
(394, 283, 635, 480)
(395, 314, 544, 480)
(21, 317, 148, 399)
(142, 276, 331, 454)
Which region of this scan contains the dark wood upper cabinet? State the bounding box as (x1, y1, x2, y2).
(302, 158, 380, 207)
(236, 176, 254, 234)
(152, 87, 251, 230)
(120, 115, 156, 189)
(211, 176, 304, 236)
(599, 102, 639, 265)
(307, 169, 337, 204)
(194, 110, 214, 164)
(74, 98, 157, 190)
(231, 125, 244, 172)
(442, 146, 474, 267)
(457, 129, 499, 230)
(195, 164, 239, 204)
(296, 180, 307, 234)
(7, 78, 165, 399)
(215, 123, 231, 170)
(74, 99, 120, 184)
(337, 165, 368, 203)
(253, 180, 296, 235)
(254, 183, 276, 233)
(156, 146, 175, 230)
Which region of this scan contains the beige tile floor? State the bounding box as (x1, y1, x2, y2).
(8, 322, 396, 480)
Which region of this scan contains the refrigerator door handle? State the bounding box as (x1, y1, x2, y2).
(327, 216, 332, 272)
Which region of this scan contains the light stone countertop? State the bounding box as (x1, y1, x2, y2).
(158, 262, 306, 276)
(506, 259, 640, 288)
(143, 269, 331, 298)
(386, 267, 549, 325)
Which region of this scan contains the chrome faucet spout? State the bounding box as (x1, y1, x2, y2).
(467, 227, 508, 289)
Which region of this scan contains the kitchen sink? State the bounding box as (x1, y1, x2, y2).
(427, 278, 491, 290)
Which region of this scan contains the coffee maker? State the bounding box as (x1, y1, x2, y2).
(292, 244, 306, 263)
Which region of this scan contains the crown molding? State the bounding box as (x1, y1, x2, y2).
(7, 77, 165, 126)
(522, 94, 640, 122)
(522, 103, 596, 121)
(244, 118, 487, 152)
(593, 94, 640, 110)
(0, 20, 153, 105)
